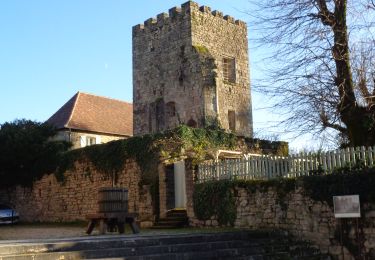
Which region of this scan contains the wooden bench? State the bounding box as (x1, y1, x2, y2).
(86, 212, 140, 235)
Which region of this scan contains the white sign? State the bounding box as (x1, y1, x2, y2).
(333, 195, 361, 218)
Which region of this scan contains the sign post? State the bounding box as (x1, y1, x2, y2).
(333, 195, 361, 259)
(333, 195, 361, 218)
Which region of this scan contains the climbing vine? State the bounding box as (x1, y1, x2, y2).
(193, 165, 375, 227)
(301, 166, 375, 207)
(193, 178, 296, 225)
(55, 125, 236, 184)
(194, 180, 237, 226)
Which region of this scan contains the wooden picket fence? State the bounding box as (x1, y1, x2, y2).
(197, 146, 375, 183)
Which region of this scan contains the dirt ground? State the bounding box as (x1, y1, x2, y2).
(0, 223, 236, 241)
(0, 223, 88, 240)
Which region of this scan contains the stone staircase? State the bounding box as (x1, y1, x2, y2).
(152, 209, 188, 229)
(0, 231, 331, 260)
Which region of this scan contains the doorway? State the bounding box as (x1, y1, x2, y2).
(165, 160, 187, 210)
(174, 160, 187, 208)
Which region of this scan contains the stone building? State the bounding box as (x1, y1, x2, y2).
(133, 1, 253, 137)
(46, 92, 133, 149)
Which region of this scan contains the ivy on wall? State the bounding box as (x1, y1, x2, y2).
(302, 167, 375, 207)
(193, 165, 375, 226)
(194, 180, 237, 226)
(52, 125, 237, 217)
(56, 125, 237, 184)
(193, 178, 296, 226)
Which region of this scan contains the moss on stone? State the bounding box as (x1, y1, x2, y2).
(193, 45, 210, 55)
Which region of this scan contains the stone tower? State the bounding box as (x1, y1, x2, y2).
(133, 1, 253, 137)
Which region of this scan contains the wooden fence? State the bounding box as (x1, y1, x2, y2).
(197, 146, 375, 183)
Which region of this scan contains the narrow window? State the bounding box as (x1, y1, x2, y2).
(155, 98, 165, 132)
(228, 110, 236, 131)
(166, 102, 176, 117)
(223, 57, 236, 83)
(148, 106, 153, 133)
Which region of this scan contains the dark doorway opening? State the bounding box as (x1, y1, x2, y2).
(187, 118, 197, 128)
(165, 164, 175, 210)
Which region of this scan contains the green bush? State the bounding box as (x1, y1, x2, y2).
(193, 180, 236, 226)
(0, 119, 71, 187)
(302, 167, 375, 206)
(193, 165, 375, 226)
(56, 125, 236, 184)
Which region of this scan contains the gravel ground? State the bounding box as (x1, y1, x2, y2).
(0, 223, 88, 240)
(0, 223, 238, 242)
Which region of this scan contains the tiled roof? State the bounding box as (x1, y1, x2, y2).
(46, 92, 133, 136)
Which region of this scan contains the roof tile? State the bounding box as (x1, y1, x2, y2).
(46, 92, 133, 136)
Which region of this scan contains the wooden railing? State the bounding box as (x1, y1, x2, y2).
(197, 146, 375, 183)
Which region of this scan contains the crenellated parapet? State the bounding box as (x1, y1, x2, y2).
(133, 1, 246, 35)
(133, 1, 253, 137)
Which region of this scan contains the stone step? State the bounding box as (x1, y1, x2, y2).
(150, 225, 186, 229)
(154, 219, 187, 225)
(134, 252, 292, 260)
(166, 212, 187, 217)
(0, 231, 330, 260)
(223, 255, 331, 260)
(152, 212, 189, 228)
(158, 216, 188, 221)
(151, 221, 188, 228)
(166, 209, 187, 217)
(0, 232, 277, 256)
(0, 238, 283, 257)
(0, 247, 293, 260)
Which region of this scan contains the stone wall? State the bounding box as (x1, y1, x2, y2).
(133, 1, 252, 137)
(133, 3, 195, 135)
(189, 186, 375, 259)
(190, 3, 252, 137)
(0, 159, 153, 227)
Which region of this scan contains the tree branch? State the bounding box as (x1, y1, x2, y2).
(316, 0, 335, 26)
(320, 111, 347, 133)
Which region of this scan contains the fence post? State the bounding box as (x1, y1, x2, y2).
(361, 146, 367, 166)
(369, 146, 374, 167)
(290, 154, 295, 178)
(196, 146, 374, 183)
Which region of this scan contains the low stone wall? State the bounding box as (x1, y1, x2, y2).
(0, 159, 153, 227)
(189, 186, 375, 259)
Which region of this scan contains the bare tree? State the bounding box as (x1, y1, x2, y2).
(249, 0, 375, 147)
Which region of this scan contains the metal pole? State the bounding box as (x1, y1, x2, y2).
(356, 218, 361, 259)
(340, 219, 344, 260)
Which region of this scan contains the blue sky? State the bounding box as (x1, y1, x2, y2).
(0, 0, 313, 150)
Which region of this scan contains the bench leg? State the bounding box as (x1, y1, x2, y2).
(126, 217, 140, 234)
(86, 220, 97, 235)
(117, 222, 125, 234)
(107, 219, 117, 232)
(99, 219, 107, 235)
(130, 222, 140, 234)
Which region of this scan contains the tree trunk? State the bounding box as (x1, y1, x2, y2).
(331, 0, 375, 146)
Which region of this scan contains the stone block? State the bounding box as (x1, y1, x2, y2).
(286, 211, 296, 219)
